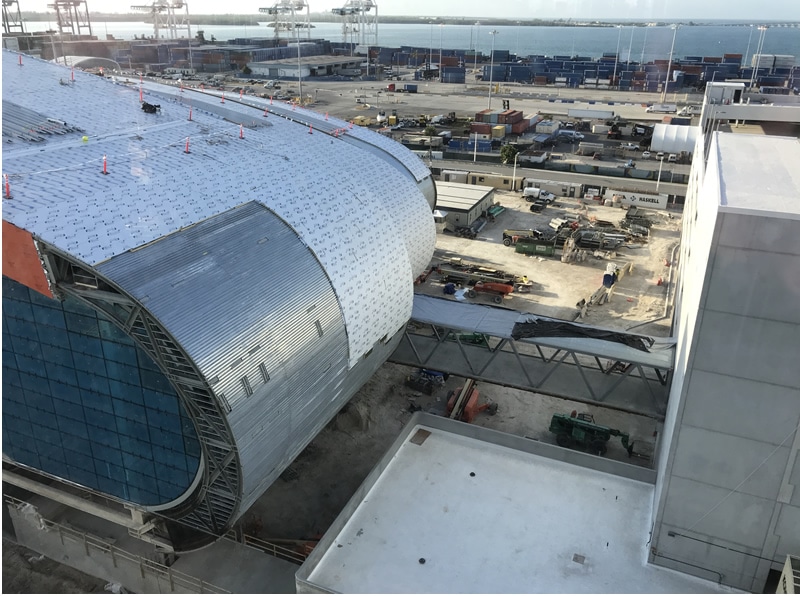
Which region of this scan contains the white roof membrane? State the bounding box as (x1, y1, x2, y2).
(2, 51, 436, 367)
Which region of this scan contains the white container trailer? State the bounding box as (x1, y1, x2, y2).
(646, 104, 678, 113)
(567, 108, 614, 119)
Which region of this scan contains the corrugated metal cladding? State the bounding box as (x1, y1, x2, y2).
(97, 202, 352, 513)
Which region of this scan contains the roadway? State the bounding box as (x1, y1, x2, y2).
(435, 158, 689, 197)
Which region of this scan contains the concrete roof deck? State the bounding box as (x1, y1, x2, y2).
(297, 413, 736, 594)
(716, 134, 800, 220)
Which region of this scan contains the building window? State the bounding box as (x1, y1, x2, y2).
(2, 276, 201, 507)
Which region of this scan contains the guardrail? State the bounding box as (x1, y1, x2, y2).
(224, 529, 311, 566)
(4, 495, 229, 594)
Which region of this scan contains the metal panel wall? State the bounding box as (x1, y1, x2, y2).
(97, 202, 350, 511)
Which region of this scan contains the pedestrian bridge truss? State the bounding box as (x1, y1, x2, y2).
(389, 296, 675, 420)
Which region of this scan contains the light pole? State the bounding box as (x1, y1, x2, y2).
(439, 23, 444, 83)
(429, 21, 433, 76)
(749, 25, 768, 90)
(612, 25, 622, 88)
(656, 155, 664, 191)
(640, 25, 648, 64)
(474, 21, 480, 78)
(743, 24, 754, 67)
(512, 151, 519, 191)
(487, 29, 498, 109)
(297, 40, 303, 104)
(627, 24, 634, 63)
(660, 24, 679, 104)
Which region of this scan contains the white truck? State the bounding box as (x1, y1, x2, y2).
(678, 105, 700, 116)
(646, 104, 678, 114)
(523, 187, 556, 203)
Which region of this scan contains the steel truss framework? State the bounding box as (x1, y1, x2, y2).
(130, 0, 192, 41)
(332, 0, 378, 48)
(390, 322, 671, 420)
(47, 0, 93, 36)
(259, 0, 311, 41)
(39, 245, 241, 540)
(2, 0, 25, 34)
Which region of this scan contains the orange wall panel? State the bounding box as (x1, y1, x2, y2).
(2, 220, 54, 299)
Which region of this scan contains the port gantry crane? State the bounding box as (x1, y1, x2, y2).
(47, 0, 92, 36)
(259, 0, 311, 41)
(332, 0, 378, 50)
(130, 0, 192, 40)
(2, 0, 25, 34)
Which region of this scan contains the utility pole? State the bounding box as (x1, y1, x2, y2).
(487, 29, 498, 109)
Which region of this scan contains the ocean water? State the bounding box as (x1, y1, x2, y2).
(29, 20, 800, 62)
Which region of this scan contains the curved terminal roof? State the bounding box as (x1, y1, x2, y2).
(2, 50, 437, 535)
(2, 51, 436, 369)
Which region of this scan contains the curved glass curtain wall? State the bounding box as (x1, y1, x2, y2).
(2, 276, 201, 506)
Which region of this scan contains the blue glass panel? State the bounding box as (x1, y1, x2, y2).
(102, 341, 136, 365)
(36, 324, 72, 349)
(68, 333, 104, 358)
(2, 277, 201, 507)
(41, 344, 76, 367)
(65, 312, 100, 338)
(27, 288, 59, 308)
(6, 317, 38, 341)
(32, 306, 66, 329)
(3, 299, 34, 321)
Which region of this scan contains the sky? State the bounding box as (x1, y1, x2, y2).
(22, 0, 800, 20)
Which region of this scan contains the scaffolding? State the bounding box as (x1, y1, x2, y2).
(47, 0, 93, 36)
(259, 0, 310, 41)
(332, 0, 378, 49)
(130, 0, 192, 40)
(2, 0, 25, 34)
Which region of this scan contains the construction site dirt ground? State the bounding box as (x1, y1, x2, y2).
(421, 190, 681, 337)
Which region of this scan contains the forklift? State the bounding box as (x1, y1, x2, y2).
(549, 411, 634, 457)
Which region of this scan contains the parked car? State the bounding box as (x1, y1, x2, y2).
(621, 143, 638, 150)
(641, 151, 652, 159)
(668, 153, 678, 163)
(656, 152, 665, 160)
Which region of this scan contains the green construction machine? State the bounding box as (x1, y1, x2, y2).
(549, 412, 634, 457)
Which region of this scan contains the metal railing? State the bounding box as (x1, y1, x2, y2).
(224, 529, 311, 565)
(5, 495, 229, 594)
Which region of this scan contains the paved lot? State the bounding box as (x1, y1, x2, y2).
(417, 189, 680, 335)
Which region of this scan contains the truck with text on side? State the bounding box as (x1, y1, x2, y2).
(646, 103, 678, 114)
